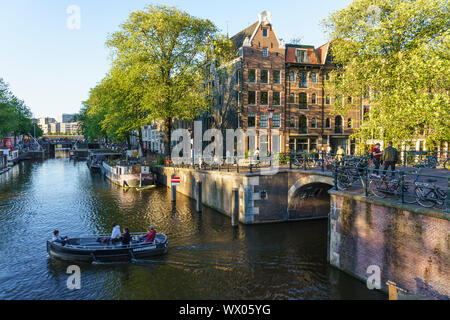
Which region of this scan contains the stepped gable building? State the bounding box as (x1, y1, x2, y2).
(204, 11, 361, 156)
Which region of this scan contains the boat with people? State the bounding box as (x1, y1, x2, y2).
(47, 232, 168, 263)
(101, 158, 155, 188)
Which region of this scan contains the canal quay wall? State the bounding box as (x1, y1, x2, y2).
(329, 190, 450, 299)
(152, 166, 334, 224)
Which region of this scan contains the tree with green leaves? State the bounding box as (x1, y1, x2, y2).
(0, 78, 40, 141)
(105, 4, 218, 155)
(324, 0, 450, 148)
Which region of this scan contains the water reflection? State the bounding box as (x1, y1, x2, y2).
(0, 157, 385, 300)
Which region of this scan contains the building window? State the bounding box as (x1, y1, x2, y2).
(299, 93, 307, 109)
(263, 48, 268, 57)
(273, 114, 281, 128)
(248, 91, 256, 105)
(248, 114, 256, 128)
(260, 69, 268, 84)
(272, 70, 281, 84)
(326, 95, 331, 104)
(348, 118, 352, 128)
(289, 93, 295, 103)
(299, 72, 307, 88)
(311, 72, 317, 83)
(311, 118, 317, 128)
(273, 92, 281, 106)
(290, 118, 296, 128)
(260, 113, 268, 128)
(311, 93, 316, 104)
(290, 72, 295, 82)
(248, 69, 256, 83)
(326, 118, 331, 128)
(260, 91, 268, 105)
(322, 135, 328, 145)
(263, 29, 268, 37)
(299, 115, 307, 134)
(296, 49, 307, 63)
(335, 116, 343, 134)
(347, 96, 352, 104)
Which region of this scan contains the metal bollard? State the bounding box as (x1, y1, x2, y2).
(196, 181, 202, 212)
(398, 171, 405, 204)
(171, 185, 176, 202)
(231, 188, 239, 227)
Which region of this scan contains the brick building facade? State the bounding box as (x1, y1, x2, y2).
(205, 10, 362, 156)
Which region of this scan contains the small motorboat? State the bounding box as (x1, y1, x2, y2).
(47, 233, 168, 263)
(136, 185, 157, 191)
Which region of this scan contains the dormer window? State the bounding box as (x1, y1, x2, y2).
(263, 29, 268, 37)
(296, 49, 307, 63)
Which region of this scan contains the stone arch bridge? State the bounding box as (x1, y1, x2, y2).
(154, 167, 335, 224)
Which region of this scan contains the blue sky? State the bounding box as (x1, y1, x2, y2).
(0, 0, 352, 119)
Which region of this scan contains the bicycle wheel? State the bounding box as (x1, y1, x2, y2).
(444, 160, 450, 170)
(415, 187, 436, 208)
(293, 158, 303, 167)
(369, 179, 387, 198)
(337, 173, 352, 190)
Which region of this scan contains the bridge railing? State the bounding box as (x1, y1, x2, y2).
(332, 164, 450, 213)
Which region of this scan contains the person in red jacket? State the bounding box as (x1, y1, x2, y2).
(141, 225, 156, 243)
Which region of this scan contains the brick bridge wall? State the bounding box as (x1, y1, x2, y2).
(329, 190, 450, 299)
(153, 166, 333, 224)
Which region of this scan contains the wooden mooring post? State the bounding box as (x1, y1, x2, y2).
(231, 188, 239, 227)
(196, 181, 202, 212)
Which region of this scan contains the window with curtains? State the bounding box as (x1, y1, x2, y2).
(273, 114, 280, 128)
(260, 113, 268, 128)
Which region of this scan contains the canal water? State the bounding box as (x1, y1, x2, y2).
(0, 154, 385, 300)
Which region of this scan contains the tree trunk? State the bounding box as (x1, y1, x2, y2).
(164, 117, 172, 156)
(126, 135, 131, 150)
(138, 128, 144, 159)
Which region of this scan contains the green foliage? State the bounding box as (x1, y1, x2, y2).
(0, 78, 40, 139)
(81, 5, 221, 154)
(324, 0, 450, 146)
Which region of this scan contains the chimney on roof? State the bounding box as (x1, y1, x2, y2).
(258, 10, 272, 25)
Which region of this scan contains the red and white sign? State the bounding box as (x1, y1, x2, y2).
(171, 177, 181, 186)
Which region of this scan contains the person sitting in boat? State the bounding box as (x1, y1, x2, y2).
(99, 222, 122, 244)
(140, 225, 156, 243)
(110, 222, 122, 244)
(52, 230, 69, 246)
(121, 227, 131, 246)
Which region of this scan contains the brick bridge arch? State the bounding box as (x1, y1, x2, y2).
(287, 173, 334, 220)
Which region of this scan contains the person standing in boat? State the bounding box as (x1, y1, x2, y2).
(52, 230, 69, 246)
(140, 225, 156, 243)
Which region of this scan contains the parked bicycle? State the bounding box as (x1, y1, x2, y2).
(335, 158, 370, 190)
(414, 178, 447, 209)
(413, 155, 440, 169)
(369, 170, 418, 204)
